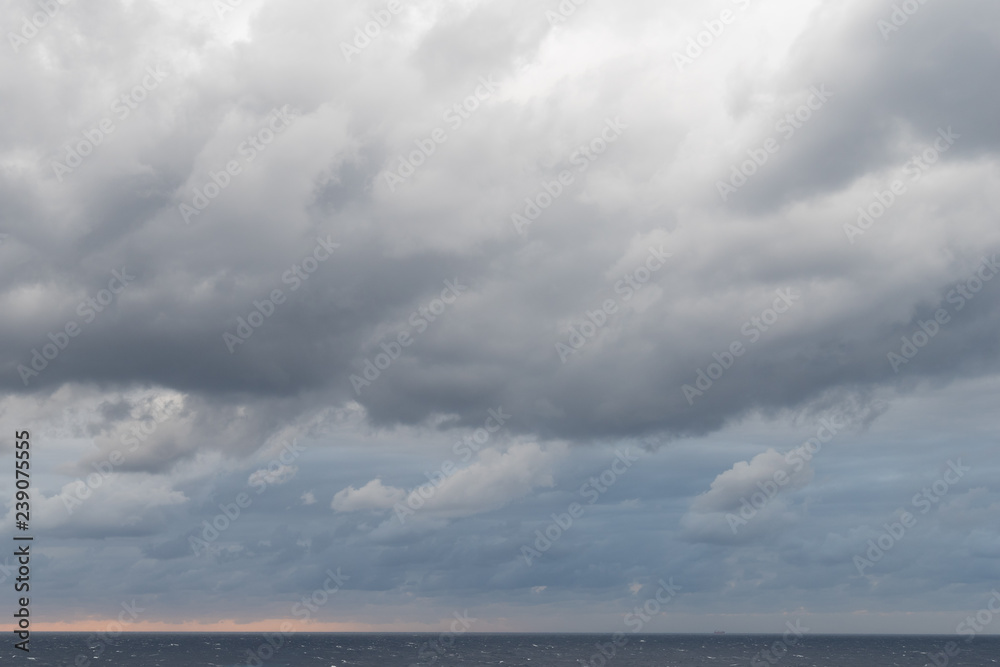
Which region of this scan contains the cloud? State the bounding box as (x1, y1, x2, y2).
(2, 0, 1000, 633)
(1, 0, 998, 473)
(332, 478, 405, 512)
(681, 447, 814, 544)
(14, 478, 188, 539)
(248, 464, 298, 488)
(692, 448, 814, 512)
(334, 442, 566, 526)
(393, 442, 566, 520)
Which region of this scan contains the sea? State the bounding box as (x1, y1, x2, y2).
(4, 633, 999, 666)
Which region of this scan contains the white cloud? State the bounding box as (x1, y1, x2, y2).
(395, 442, 566, 520)
(12, 477, 188, 537)
(336, 442, 567, 524)
(681, 447, 814, 544)
(691, 448, 813, 513)
(248, 464, 298, 487)
(332, 478, 406, 512)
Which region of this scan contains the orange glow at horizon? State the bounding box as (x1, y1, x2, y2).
(20, 615, 503, 633)
(23, 619, 390, 633)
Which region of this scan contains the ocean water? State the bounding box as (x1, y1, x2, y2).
(5, 633, 999, 666)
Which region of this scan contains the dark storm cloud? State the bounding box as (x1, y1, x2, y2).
(3, 0, 997, 462)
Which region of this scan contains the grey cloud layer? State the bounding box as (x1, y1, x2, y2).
(0, 0, 999, 632)
(3, 1, 999, 462)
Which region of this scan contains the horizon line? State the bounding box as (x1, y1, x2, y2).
(18, 629, 1000, 636)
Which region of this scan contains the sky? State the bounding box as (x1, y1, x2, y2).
(1, 0, 1000, 637)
